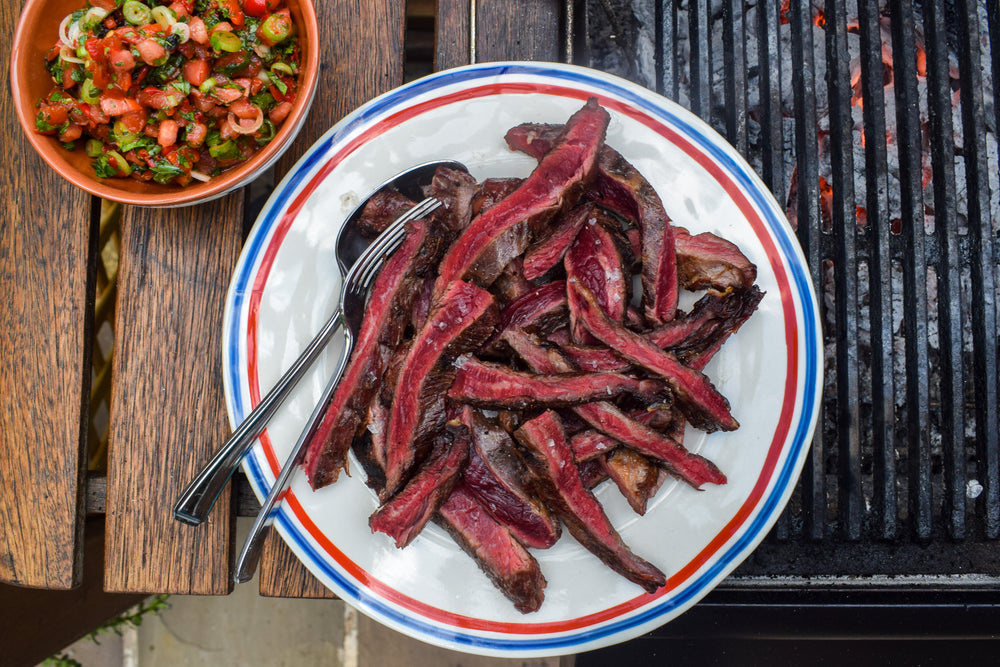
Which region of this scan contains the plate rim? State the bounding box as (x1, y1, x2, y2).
(222, 61, 823, 657)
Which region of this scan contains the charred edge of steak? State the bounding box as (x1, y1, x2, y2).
(434, 98, 610, 292)
(569, 429, 619, 462)
(383, 280, 499, 497)
(629, 404, 676, 431)
(679, 286, 765, 367)
(435, 485, 547, 614)
(567, 277, 739, 433)
(506, 123, 677, 324)
(303, 217, 448, 489)
(470, 177, 524, 217)
(565, 210, 634, 344)
(462, 406, 561, 549)
(577, 457, 610, 489)
(601, 448, 662, 516)
(448, 356, 662, 410)
(425, 166, 479, 234)
(514, 411, 667, 594)
(482, 280, 568, 354)
(673, 226, 758, 293)
(369, 423, 470, 548)
(522, 202, 594, 281)
(591, 145, 677, 325)
(356, 189, 416, 238)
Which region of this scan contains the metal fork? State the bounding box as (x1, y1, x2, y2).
(233, 196, 441, 583)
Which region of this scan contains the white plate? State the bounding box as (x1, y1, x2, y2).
(222, 62, 822, 657)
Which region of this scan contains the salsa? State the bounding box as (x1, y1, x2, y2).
(34, 0, 301, 186)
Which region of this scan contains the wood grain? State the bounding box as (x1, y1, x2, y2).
(435, 0, 471, 69)
(0, 0, 96, 589)
(474, 0, 563, 62)
(104, 195, 243, 595)
(255, 0, 407, 598)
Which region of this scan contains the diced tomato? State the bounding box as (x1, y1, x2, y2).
(243, 0, 279, 18)
(109, 49, 136, 73)
(220, 0, 245, 27)
(89, 0, 116, 12)
(136, 39, 167, 66)
(137, 86, 184, 109)
(169, 0, 193, 16)
(38, 103, 69, 128)
(187, 17, 209, 44)
(211, 87, 244, 104)
(182, 59, 210, 86)
(117, 27, 143, 45)
(100, 93, 143, 117)
(269, 100, 293, 125)
(62, 62, 79, 90)
(59, 124, 83, 142)
(158, 119, 179, 147)
(185, 122, 208, 146)
(84, 39, 105, 63)
(229, 98, 257, 119)
(119, 109, 148, 134)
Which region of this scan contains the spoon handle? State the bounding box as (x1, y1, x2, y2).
(234, 326, 355, 583)
(173, 309, 345, 526)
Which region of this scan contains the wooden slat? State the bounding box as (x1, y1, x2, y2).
(474, 0, 562, 62)
(104, 195, 243, 595)
(256, 0, 407, 598)
(435, 0, 471, 69)
(0, 518, 146, 666)
(0, 0, 95, 589)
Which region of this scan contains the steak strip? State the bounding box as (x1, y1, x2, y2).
(482, 280, 568, 353)
(514, 411, 667, 594)
(433, 99, 610, 294)
(502, 329, 725, 488)
(522, 203, 592, 280)
(302, 216, 446, 489)
(448, 356, 664, 410)
(461, 407, 561, 549)
(673, 226, 757, 292)
(564, 211, 633, 344)
(383, 280, 498, 496)
(369, 423, 470, 548)
(505, 123, 678, 324)
(601, 448, 662, 516)
(435, 485, 547, 614)
(567, 277, 739, 433)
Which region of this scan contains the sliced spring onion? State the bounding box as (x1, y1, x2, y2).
(122, 1, 151, 26)
(85, 138, 103, 157)
(226, 108, 263, 135)
(170, 22, 191, 43)
(198, 77, 217, 93)
(271, 61, 294, 76)
(151, 6, 176, 29)
(59, 45, 85, 64)
(80, 78, 101, 104)
(108, 150, 131, 176)
(210, 30, 242, 53)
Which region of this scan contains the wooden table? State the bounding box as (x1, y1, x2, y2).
(0, 0, 567, 661)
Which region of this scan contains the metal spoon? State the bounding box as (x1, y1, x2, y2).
(173, 160, 466, 526)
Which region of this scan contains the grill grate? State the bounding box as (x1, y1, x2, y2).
(582, 0, 1000, 578)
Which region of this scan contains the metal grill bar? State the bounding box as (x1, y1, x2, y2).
(788, 0, 827, 543)
(923, 0, 967, 541)
(688, 0, 711, 119)
(856, 0, 897, 541)
(824, 0, 863, 541)
(957, 0, 1000, 540)
(720, 0, 747, 156)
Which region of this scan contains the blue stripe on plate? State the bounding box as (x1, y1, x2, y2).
(229, 62, 820, 652)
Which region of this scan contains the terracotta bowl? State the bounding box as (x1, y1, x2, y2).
(10, 0, 319, 206)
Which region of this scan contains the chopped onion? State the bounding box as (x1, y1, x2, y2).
(170, 22, 190, 43)
(59, 45, 85, 64)
(253, 43, 272, 59)
(58, 14, 73, 45)
(151, 6, 176, 29)
(254, 70, 270, 83)
(227, 109, 263, 135)
(189, 170, 211, 182)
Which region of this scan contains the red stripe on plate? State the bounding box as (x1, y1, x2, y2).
(244, 80, 800, 635)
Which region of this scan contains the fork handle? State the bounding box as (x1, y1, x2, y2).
(173, 309, 345, 526)
(234, 326, 355, 583)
